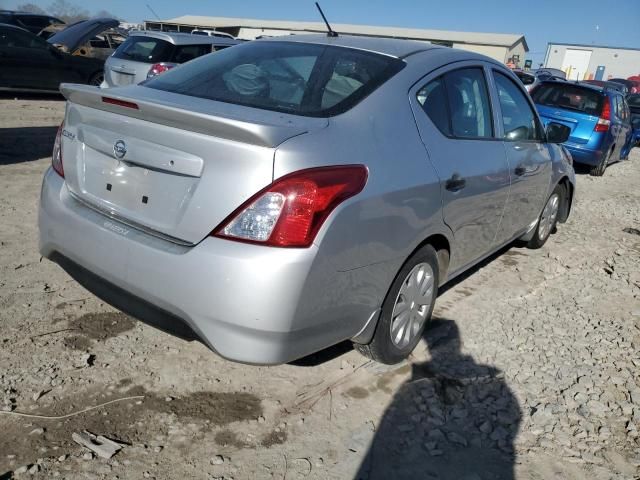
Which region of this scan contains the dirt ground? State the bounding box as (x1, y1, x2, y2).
(1, 96, 639, 480)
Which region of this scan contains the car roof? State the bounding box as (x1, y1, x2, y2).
(0, 10, 61, 20)
(0, 22, 30, 32)
(130, 30, 240, 46)
(259, 33, 439, 58)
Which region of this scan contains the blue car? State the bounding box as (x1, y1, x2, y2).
(628, 94, 640, 148)
(531, 81, 632, 176)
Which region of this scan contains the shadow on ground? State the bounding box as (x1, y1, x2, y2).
(356, 319, 521, 480)
(0, 126, 58, 165)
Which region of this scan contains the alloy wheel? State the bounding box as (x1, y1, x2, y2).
(538, 193, 560, 241)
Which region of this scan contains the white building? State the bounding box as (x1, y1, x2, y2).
(544, 43, 640, 81)
(143, 16, 528, 66)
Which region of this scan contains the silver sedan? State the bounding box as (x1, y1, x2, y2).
(39, 34, 575, 365)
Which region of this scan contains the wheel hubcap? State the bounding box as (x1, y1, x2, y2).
(538, 193, 559, 240)
(390, 262, 435, 349)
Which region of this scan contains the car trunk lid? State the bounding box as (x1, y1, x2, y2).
(59, 84, 328, 244)
(47, 18, 119, 54)
(536, 104, 599, 145)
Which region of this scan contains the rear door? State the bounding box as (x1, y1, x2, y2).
(410, 63, 510, 271)
(490, 70, 552, 239)
(0, 28, 63, 90)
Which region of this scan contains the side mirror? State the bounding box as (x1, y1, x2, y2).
(546, 122, 570, 144)
(505, 125, 529, 142)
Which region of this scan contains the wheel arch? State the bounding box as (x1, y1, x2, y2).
(557, 176, 574, 223)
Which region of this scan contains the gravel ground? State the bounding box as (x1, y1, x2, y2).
(0, 97, 639, 479)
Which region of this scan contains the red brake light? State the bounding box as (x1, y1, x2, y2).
(52, 121, 64, 178)
(102, 97, 139, 110)
(594, 97, 611, 132)
(147, 63, 176, 79)
(214, 165, 368, 248)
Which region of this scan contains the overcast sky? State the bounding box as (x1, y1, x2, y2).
(3, 0, 639, 67)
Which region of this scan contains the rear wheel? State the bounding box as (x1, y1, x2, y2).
(590, 148, 612, 176)
(526, 184, 562, 249)
(355, 244, 439, 364)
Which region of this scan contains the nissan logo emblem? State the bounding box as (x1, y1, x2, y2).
(113, 140, 127, 159)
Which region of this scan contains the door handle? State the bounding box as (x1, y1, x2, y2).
(445, 173, 466, 192)
(514, 165, 527, 176)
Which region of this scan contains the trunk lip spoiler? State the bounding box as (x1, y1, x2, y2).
(59, 83, 328, 148)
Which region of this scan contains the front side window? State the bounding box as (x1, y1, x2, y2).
(494, 71, 541, 142)
(146, 41, 405, 117)
(416, 67, 493, 139)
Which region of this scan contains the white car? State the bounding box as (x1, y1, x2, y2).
(191, 29, 235, 40)
(102, 30, 239, 87)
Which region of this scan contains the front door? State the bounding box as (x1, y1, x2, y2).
(410, 63, 511, 272)
(490, 69, 552, 242)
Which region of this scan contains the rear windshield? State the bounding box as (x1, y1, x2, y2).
(531, 83, 603, 116)
(113, 36, 174, 63)
(145, 41, 405, 117)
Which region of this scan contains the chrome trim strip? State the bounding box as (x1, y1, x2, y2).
(68, 190, 195, 247)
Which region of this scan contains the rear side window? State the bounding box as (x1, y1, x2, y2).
(113, 36, 174, 63)
(531, 83, 603, 116)
(417, 67, 493, 139)
(145, 41, 405, 117)
(494, 71, 542, 141)
(171, 44, 212, 63)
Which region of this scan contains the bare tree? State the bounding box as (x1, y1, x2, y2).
(48, 0, 89, 23)
(16, 3, 46, 14)
(94, 9, 121, 20)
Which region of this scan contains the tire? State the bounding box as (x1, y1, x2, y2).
(355, 244, 439, 364)
(88, 72, 104, 87)
(526, 184, 563, 249)
(590, 148, 612, 176)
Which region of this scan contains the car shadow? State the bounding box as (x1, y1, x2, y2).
(355, 318, 521, 479)
(0, 126, 58, 165)
(0, 92, 64, 101)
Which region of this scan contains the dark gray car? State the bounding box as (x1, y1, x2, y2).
(39, 35, 575, 365)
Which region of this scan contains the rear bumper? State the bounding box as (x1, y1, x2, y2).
(38, 168, 372, 364)
(563, 144, 604, 166)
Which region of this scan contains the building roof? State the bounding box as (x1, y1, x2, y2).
(259, 34, 441, 58)
(150, 16, 527, 50)
(547, 42, 640, 53)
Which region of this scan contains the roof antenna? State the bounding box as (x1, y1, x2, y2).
(315, 2, 338, 37)
(146, 3, 161, 21)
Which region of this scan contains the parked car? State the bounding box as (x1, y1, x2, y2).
(43, 21, 127, 61)
(628, 94, 640, 147)
(514, 68, 565, 92)
(191, 29, 236, 39)
(0, 9, 64, 37)
(102, 31, 240, 87)
(608, 78, 639, 94)
(40, 35, 575, 365)
(582, 79, 629, 95)
(531, 80, 632, 175)
(0, 21, 113, 92)
(535, 68, 566, 79)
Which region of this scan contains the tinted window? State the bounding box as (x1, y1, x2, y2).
(628, 95, 640, 109)
(15, 15, 49, 29)
(444, 68, 493, 138)
(146, 41, 404, 117)
(0, 28, 48, 49)
(171, 44, 212, 63)
(532, 83, 603, 116)
(494, 71, 541, 141)
(113, 36, 174, 63)
(416, 77, 451, 136)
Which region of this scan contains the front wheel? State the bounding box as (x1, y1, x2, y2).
(526, 184, 562, 249)
(355, 244, 439, 364)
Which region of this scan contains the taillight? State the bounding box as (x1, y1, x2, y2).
(594, 97, 611, 132)
(102, 97, 139, 110)
(52, 121, 64, 178)
(213, 165, 368, 248)
(147, 63, 176, 79)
